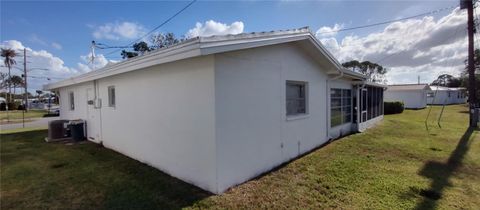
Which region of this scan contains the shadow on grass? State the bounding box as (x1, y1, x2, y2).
(413, 127, 477, 210)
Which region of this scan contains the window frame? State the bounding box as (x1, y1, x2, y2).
(330, 88, 352, 127)
(286, 80, 308, 117)
(108, 86, 116, 108)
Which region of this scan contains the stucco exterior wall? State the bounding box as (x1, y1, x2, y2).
(59, 81, 93, 121)
(385, 90, 427, 109)
(214, 43, 331, 193)
(59, 56, 218, 193)
(427, 90, 466, 105)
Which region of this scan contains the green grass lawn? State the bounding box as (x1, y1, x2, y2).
(0, 110, 48, 121)
(1, 105, 479, 209)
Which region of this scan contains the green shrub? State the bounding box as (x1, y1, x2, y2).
(384, 101, 404, 115)
(6, 102, 17, 110)
(0, 103, 5, 111)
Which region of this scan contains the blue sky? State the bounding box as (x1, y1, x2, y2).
(0, 0, 468, 91)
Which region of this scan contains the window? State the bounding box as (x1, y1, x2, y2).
(427, 92, 435, 97)
(286, 81, 307, 116)
(108, 86, 116, 107)
(331, 88, 352, 127)
(69, 91, 75, 110)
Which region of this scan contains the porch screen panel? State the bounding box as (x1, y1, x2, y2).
(365, 86, 384, 120)
(367, 87, 373, 120)
(331, 88, 352, 127)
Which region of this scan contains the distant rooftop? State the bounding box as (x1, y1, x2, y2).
(387, 84, 430, 91)
(429, 86, 466, 91)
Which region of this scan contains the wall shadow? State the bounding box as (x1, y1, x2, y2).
(414, 127, 476, 210)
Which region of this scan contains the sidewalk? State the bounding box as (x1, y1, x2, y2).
(0, 117, 60, 131)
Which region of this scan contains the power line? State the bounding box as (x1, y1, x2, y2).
(318, 5, 457, 35)
(103, 0, 197, 56)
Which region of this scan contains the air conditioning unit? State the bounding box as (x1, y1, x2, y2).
(45, 120, 70, 142)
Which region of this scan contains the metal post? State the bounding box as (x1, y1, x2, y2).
(24, 48, 28, 112)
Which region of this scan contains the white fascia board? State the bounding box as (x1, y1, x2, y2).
(44, 41, 202, 90)
(352, 81, 388, 88)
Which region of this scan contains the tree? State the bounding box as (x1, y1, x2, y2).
(342, 60, 387, 83)
(1, 48, 17, 103)
(132, 41, 151, 55)
(36, 90, 43, 102)
(431, 74, 462, 87)
(0, 72, 7, 90)
(0, 72, 8, 104)
(8, 75, 24, 97)
(121, 50, 138, 59)
(150, 33, 182, 49)
(120, 33, 182, 59)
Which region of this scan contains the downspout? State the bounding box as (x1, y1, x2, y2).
(326, 70, 343, 140)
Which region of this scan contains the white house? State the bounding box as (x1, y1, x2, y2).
(384, 84, 431, 109)
(427, 86, 467, 105)
(44, 28, 385, 194)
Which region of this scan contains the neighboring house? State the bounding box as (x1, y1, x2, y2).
(427, 86, 467, 105)
(44, 28, 385, 194)
(0, 97, 5, 103)
(384, 84, 431, 109)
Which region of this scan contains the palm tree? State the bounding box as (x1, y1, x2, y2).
(1, 48, 17, 103)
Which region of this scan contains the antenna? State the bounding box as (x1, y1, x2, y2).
(90, 41, 96, 70)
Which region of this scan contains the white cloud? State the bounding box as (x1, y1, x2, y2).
(316, 23, 344, 38)
(0, 40, 116, 93)
(317, 7, 470, 84)
(0, 40, 80, 92)
(92, 21, 147, 40)
(77, 52, 118, 72)
(185, 20, 244, 38)
(51, 42, 62, 50)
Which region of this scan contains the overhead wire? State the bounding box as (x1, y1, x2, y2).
(317, 5, 457, 35)
(102, 0, 197, 56)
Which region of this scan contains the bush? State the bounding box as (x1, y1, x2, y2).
(7, 102, 17, 110)
(17, 104, 25, 110)
(0, 103, 5, 111)
(384, 101, 404, 115)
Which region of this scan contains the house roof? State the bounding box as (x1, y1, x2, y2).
(44, 27, 367, 90)
(387, 84, 431, 91)
(429, 86, 466, 91)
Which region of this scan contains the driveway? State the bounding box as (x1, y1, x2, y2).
(0, 117, 60, 130)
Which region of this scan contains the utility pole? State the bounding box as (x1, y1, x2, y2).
(23, 48, 28, 112)
(466, 0, 478, 126)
